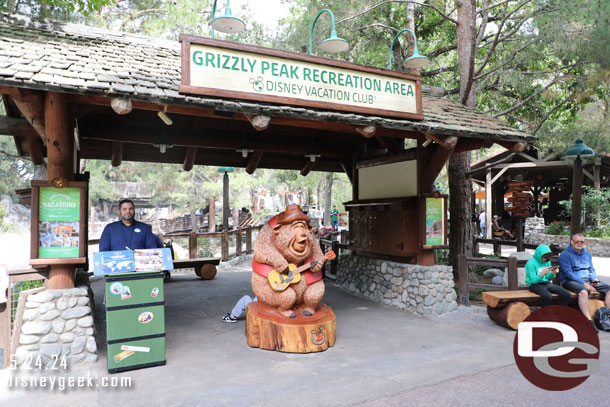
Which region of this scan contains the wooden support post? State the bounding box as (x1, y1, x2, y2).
(246, 151, 263, 174)
(111, 141, 123, 167)
(209, 197, 216, 232)
(222, 230, 229, 261)
(189, 232, 197, 259)
(44, 91, 75, 289)
(183, 146, 197, 172)
(330, 240, 338, 276)
(493, 240, 500, 256)
(300, 160, 315, 176)
(246, 226, 252, 253)
(458, 254, 469, 304)
(507, 256, 518, 290)
(516, 219, 524, 251)
(236, 229, 242, 256)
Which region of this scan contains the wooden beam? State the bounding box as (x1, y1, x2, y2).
(246, 150, 263, 174)
(67, 93, 413, 139)
(425, 133, 458, 150)
(26, 134, 44, 165)
(8, 89, 45, 142)
(356, 125, 376, 138)
(183, 146, 197, 171)
(78, 123, 348, 158)
(453, 138, 493, 153)
(110, 98, 132, 115)
(300, 160, 316, 176)
(244, 114, 271, 131)
(495, 140, 526, 152)
(111, 141, 123, 167)
(375, 136, 401, 154)
(423, 142, 456, 187)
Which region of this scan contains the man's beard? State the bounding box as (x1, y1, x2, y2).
(122, 215, 135, 223)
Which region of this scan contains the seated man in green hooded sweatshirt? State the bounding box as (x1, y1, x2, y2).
(525, 244, 571, 307)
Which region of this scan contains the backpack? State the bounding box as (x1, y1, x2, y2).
(594, 307, 610, 331)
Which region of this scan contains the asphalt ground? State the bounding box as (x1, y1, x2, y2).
(1, 260, 610, 406)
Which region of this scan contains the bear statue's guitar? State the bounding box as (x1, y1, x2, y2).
(268, 250, 336, 292)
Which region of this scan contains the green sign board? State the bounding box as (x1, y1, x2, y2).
(425, 198, 444, 246)
(38, 187, 80, 258)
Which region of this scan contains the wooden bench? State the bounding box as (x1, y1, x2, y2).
(482, 290, 606, 330)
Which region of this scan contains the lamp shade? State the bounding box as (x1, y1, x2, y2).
(218, 166, 235, 173)
(403, 47, 430, 69)
(210, 7, 245, 34)
(565, 138, 595, 158)
(319, 29, 349, 53)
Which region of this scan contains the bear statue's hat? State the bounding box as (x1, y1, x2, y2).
(276, 204, 311, 225)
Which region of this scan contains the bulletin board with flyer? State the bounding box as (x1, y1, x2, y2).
(29, 179, 89, 267)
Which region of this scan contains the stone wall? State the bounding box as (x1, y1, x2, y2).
(524, 216, 545, 240)
(336, 255, 457, 316)
(525, 233, 610, 256)
(14, 286, 98, 368)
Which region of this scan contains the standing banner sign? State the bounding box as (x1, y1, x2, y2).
(30, 180, 88, 266)
(419, 193, 448, 249)
(38, 187, 81, 258)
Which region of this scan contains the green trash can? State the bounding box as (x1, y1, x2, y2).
(105, 272, 165, 373)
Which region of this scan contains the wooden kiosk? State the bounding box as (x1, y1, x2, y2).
(0, 14, 533, 356)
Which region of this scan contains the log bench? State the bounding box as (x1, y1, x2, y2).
(167, 257, 221, 280)
(482, 290, 606, 330)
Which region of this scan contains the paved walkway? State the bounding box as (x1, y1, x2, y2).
(1, 261, 609, 406)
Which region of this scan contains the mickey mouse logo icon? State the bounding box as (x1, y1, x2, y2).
(249, 76, 264, 92)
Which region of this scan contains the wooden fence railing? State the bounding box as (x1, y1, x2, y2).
(90, 225, 264, 262)
(1, 268, 48, 368)
(457, 254, 522, 305)
(474, 237, 564, 256)
(458, 253, 560, 305)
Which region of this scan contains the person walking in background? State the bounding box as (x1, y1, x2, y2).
(330, 205, 339, 231)
(479, 210, 486, 238)
(525, 244, 571, 307)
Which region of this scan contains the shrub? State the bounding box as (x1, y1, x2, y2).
(545, 221, 568, 235)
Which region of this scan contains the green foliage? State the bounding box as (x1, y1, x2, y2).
(545, 221, 569, 236)
(0, 0, 114, 19)
(559, 186, 610, 237)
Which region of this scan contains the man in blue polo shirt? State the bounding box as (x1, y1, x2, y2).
(559, 232, 610, 332)
(99, 199, 156, 251)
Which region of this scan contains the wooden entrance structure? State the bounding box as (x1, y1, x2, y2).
(0, 13, 534, 288)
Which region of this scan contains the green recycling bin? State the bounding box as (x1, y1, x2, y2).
(105, 272, 165, 373)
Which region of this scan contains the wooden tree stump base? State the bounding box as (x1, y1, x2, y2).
(246, 302, 336, 353)
(487, 301, 531, 330)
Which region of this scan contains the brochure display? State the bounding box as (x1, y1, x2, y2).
(105, 272, 166, 373)
(94, 248, 173, 276)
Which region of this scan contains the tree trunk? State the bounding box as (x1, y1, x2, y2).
(448, 152, 474, 272)
(449, 0, 477, 273)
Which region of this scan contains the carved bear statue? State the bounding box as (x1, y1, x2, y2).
(252, 204, 326, 318)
